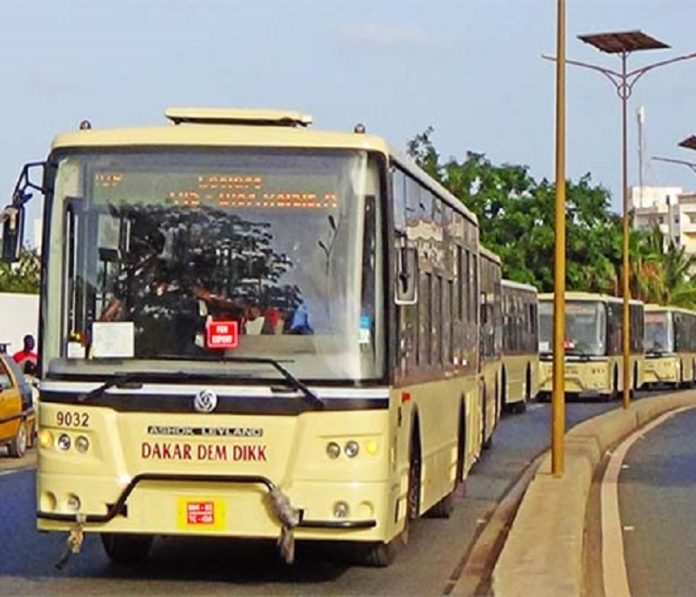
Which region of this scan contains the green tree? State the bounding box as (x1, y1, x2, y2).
(0, 249, 40, 294)
(407, 128, 622, 293)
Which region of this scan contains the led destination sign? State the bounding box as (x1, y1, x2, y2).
(94, 171, 339, 210)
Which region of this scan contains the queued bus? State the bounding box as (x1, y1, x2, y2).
(538, 292, 644, 399)
(501, 280, 539, 413)
(643, 304, 696, 388)
(0, 108, 499, 567)
(479, 248, 502, 446)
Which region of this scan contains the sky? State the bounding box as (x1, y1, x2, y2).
(2, 0, 696, 244)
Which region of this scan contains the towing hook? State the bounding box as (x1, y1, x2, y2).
(55, 513, 86, 570)
(266, 487, 300, 564)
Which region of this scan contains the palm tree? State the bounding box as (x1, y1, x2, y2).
(631, 225, 696, 308)
(630, 226, 665, 304)
(661, 239, 696, 307)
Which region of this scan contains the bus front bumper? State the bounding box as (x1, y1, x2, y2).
(37, 472, 387, 542)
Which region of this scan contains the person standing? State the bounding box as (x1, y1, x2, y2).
(13, 334, 38, 369)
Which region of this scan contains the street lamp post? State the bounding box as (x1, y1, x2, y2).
(551, 0, 566, 476)
(545, 31, 696, 410)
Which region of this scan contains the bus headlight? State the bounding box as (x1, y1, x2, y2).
(326, 442, 341, 459)
(344, 440, 360, 458)
(75, 435, 90, 453)
(39, 430, 54, 449)
(56, 434, 71, 451)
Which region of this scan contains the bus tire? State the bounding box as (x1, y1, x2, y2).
(501, 368, 508, 410)
(101, 533, 154, 564)
(7, 420, 28, 458)
(406, 425, 422, 521)
(608, 367, 619, 401)
(482, 386, 493, 450)
(361, 425, 422, 566)
(633, 363, 639, 393)
(359, 537, 398, 567)
(511, 369, 529, 414)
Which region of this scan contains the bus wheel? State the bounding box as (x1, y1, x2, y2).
(8, 420, 28, 458)
(406, 428, 422, 520)
(482, 387, 493, 450)
(360, 539, 397, 567)
(361, 430, 421, 566)
(520, 366, 532, 413)
(608, 368, 619, 401)
(101, 533, 154, 564)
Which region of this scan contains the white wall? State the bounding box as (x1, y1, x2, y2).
(0, 292, 39, 355)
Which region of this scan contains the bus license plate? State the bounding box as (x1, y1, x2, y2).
(176, 497, 226, 531)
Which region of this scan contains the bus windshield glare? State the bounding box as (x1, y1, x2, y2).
(539, 300, 606, 356)
(43, 148, 385, 382)
(645, 311, 673, 354)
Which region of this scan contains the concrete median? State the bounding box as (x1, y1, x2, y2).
(492, 390, 696, 596)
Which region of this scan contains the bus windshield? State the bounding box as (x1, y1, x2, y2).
(43, 148, 385, 382)
(645, 311, 673, 354)
(539, 300, 606, 356)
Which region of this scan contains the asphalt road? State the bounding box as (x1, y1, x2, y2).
(619, 406, 696, 597)
(0, 397, 629, 595)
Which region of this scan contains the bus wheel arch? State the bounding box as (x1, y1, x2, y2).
(633, 362, 639, 392)
(501, 367, 507, 408)
(482, 381, 493, 450)
(406, 411, 422, 521)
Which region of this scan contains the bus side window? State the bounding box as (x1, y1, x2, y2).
(392, 168, 407, 233)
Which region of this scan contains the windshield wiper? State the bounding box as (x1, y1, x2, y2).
(218, 355, 324, 410)
(78, 372, 154, 403)
(76, 357, 324, 410)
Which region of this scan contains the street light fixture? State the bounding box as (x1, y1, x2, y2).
(544, 31, 696, 411)
(653, 135, 696, 176)
(679, 136, 696, 151)
(652, 156, 696, 176)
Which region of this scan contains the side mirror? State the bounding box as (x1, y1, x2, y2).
(1, 161, 45, 263)
(395, 246, 418, 305)
(1, 205, 25, 262)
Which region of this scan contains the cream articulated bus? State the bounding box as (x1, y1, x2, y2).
(0, 108, 498, 567)
(643, 304, 696, 387)
(501, 280, 539, 413)
(538, 292, 644, 399)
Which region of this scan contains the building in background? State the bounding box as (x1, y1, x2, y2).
(631, 186, 696, 256)
(0, 292, 39, 354)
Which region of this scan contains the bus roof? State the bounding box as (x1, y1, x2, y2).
(50, 107, 479, 227)
(538, 291, 643, 306)
(479, 245, 501, 264)
(645, 303, 696, 316)
(502, 279, 538, 293)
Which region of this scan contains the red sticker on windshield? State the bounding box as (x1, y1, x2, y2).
(206, 321, 239, 349)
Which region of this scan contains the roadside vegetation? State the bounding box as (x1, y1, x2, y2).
(408, 127, 696, 308)
(0, 249, 40, 294)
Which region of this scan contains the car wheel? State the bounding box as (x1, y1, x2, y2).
(8, 420, 28, 458)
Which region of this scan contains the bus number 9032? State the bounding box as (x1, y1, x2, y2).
(55, 411, 90, 428)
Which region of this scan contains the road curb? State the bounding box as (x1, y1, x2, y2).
(491, 390, 696, 596)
